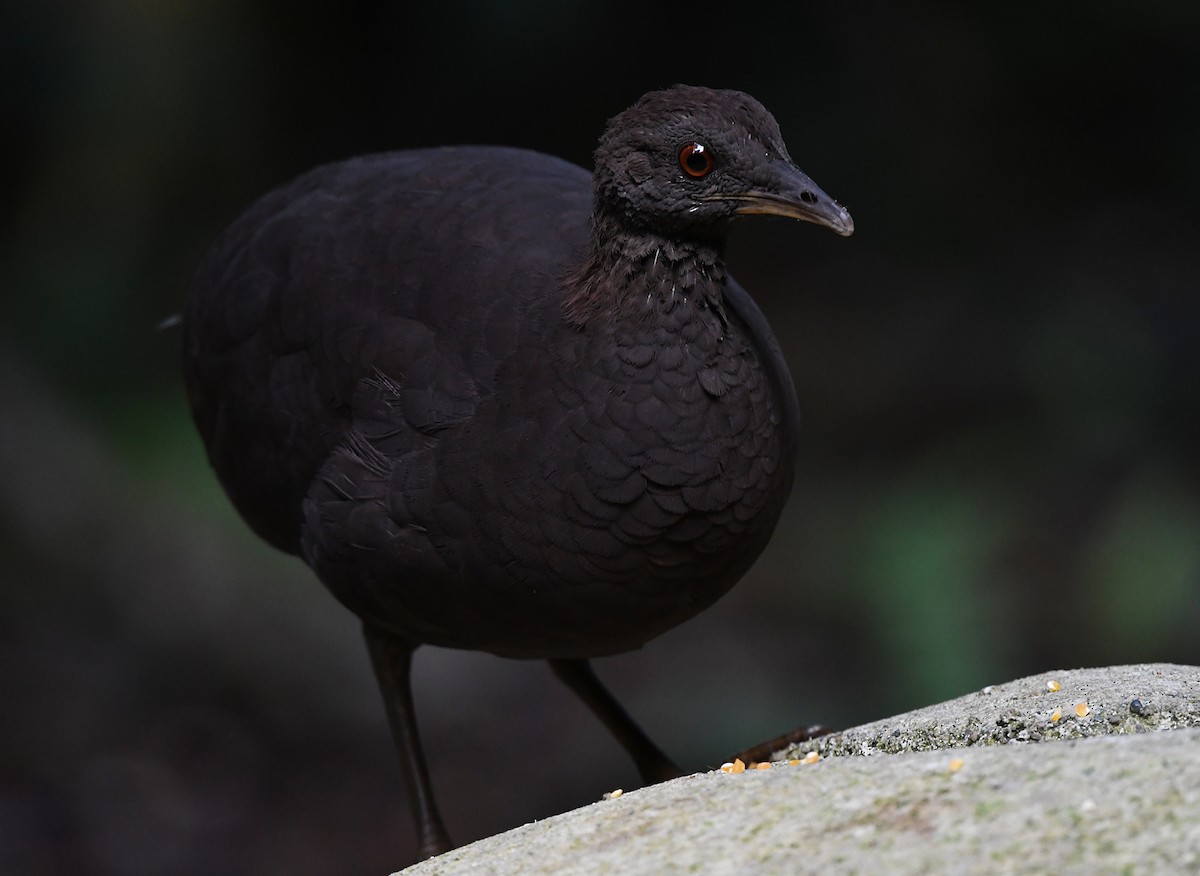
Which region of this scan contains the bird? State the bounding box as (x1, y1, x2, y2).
(182, 84, 853, 861)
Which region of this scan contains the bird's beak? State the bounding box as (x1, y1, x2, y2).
(707, 162, 854, 237)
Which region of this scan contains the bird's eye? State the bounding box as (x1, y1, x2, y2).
(678, 142, 715, 178)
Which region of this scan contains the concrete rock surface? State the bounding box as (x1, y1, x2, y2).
(396, 664, 1200, 875)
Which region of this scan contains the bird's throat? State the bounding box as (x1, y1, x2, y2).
(563, 215, 729, 327)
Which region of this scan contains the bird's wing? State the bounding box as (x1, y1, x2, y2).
(183, 147, 592, 556)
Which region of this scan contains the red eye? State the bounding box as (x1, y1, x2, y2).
(679, 142, 715, 178)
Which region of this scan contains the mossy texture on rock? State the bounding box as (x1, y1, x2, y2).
(780, 663, 1200, 760)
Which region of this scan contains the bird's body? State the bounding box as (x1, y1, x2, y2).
(183, 85, 852, 860)
(186, 146, 796, 658)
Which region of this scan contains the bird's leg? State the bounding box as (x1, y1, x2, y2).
(549, 658, 684, 784)
(363, 625, 451, 861)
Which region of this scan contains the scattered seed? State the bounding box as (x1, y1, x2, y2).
(801, 751, 820, 765)
(787, 759, 801, 766)
(756, 762, 772, 771)
(608, 789, 623, 799)
(1046, 680, 1061, 692)
(719, 762, 734, 773)
(731, 758, 746, 774)
(1076, 702, 1090, 718)
(948, 757, 965, 773)
(1050, 710, 1062, 722)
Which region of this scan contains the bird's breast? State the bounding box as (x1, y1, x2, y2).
(559, 306, 786, 539)
(416, 300, 792, 656)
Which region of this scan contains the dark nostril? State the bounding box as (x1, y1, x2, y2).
(799, 190, 818, 204)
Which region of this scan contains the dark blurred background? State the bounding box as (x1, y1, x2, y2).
(3, 1, 1199, 873)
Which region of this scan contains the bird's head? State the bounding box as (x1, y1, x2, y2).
(593, 84, 853, 241)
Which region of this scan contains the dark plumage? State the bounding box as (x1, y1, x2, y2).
(183, 84, 852, 860)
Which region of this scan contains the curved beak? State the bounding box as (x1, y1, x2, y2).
(705, 161, 854, 237)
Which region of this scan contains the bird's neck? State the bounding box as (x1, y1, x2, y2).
(563, 213, 729, 327)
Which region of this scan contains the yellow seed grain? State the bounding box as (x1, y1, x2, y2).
(801, 751, 820, 765)
(1076, 702, 1090, 717)
(1050, 710, 1062, 722)
(948, 757, 965, 773)
(787, 759, 801, 766)
(720, 762, 734, 773)
(1047, 680, 1061, 692)
(756, 761, 771, 771)
(731, 758, 746, 774)
(608, 789, 623, 799)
